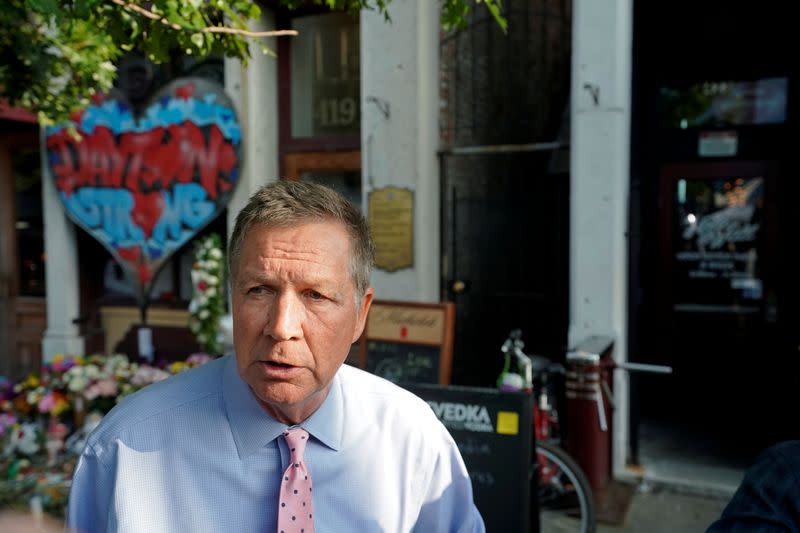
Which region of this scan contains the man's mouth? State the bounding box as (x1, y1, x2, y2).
(266, 361, 293, 367)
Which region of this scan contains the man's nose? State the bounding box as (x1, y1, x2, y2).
(264, 292, 304, 340)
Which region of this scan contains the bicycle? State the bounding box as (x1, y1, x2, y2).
(498, 329, 596, 533)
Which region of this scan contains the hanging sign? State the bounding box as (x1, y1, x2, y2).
(45, 78, 242, 320)
(368, 186, 414, 272)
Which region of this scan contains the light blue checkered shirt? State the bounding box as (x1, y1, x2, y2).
(66, 354, 484, 532)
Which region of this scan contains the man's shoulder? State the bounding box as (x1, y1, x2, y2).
(85, 356, 228, 449)
(760, 440, 800, 465)
(337, 364, 441, 423)
(749, 440, 800, 485)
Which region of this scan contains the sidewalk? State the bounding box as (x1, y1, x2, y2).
(597, 481, 729, 533)
(540, 480, 731, 533)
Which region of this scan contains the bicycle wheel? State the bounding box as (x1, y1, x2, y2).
(535, 440, 596, 533)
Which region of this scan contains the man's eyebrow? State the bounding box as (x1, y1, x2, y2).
(235, 271, 273, 286)
(236, 271, 340, 291)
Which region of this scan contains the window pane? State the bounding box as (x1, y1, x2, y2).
(14, 149, 45, 297)
(291, 13, 360, 138)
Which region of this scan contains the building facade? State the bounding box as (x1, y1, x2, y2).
(2, 0, 795, 490)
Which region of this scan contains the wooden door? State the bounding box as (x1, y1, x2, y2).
(0, 129, 47, 379)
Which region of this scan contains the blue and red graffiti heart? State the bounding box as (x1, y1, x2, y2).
(45, 77, 241, 303)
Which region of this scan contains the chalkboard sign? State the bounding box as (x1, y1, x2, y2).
(403, 384, 537, 533)
(364, 341, 440, 383)
(359, 300, 455, 384)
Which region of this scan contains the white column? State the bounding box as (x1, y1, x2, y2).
(41, 129, 84, 360)
(226, 8, 280, 236)
(361, 0, 440, 302)
(569, 0, 633, 476)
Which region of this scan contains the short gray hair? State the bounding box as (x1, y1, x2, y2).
(228, 180, 375, 298)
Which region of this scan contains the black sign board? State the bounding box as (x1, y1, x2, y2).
(364, 341, 440, 383)
(403, 384, 537, 533)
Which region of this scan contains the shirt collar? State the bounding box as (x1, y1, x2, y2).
(222, 355, 344, 459)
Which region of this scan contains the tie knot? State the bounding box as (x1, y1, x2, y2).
(283, 427, 309, 462)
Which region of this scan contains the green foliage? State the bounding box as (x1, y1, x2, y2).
(0, 0, 506, 126)
(442, 0, 506, 33)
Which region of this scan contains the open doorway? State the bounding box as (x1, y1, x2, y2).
(633, 161, 793, 492)
(629, 0, 798, 492)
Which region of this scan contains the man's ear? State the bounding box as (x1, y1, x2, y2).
(352, 288, 375, 343)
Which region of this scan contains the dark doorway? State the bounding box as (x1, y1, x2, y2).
(441, 150, 569, 386)
(438, 0, 572, 387)
(630, 0, 799, 482)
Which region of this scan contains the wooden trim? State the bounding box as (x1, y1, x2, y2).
(358, 300, 456, 385)
(283, 150, 361, 180)
(0, 146, 18, 299)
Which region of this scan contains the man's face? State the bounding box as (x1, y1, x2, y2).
(231, 221, 373, 424)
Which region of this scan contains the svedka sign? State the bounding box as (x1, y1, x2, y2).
(45, 78, 242, 315)
(427, 401, 493, 432)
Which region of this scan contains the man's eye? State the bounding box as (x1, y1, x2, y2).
(248, 286, 267, 295)
(307, 290, 324, 300)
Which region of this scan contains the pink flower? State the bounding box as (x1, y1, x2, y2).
(0, 412, 16, 432)
(130, 366, 170, 386)
(84, 379, 118, 400)
(187, 353, 212, 366)
(38, 391, 56, 413)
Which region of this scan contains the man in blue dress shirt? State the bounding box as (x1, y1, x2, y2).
(67, 181, 485, 532)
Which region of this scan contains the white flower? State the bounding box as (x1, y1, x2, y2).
(198, 309, 210, 320)
(85, 364, 100, 379)
(206, 287, 216, 297)
(5, 423, 41, 456)
(207, 276, 219, 286)
(68, 375, 88, 392)
(209, 248, 223, 260)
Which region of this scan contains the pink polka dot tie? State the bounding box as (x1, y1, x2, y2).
(278, 428, 314, 533)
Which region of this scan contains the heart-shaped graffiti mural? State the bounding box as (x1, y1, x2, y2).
(45, 77, 241, 317)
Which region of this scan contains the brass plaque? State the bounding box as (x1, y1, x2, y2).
(368, 187, 413, 272)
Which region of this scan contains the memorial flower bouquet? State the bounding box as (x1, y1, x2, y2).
(0, 352, 214, 517)
(189, 233, 226, 355)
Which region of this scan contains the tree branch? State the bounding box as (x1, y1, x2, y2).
(109, 0, 298, 38)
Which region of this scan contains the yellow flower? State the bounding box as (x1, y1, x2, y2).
(168, 361, 187, 374)
(24, 374, 40, 388)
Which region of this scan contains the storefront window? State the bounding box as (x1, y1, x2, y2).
(291, 13, 360, 138)
(14, 149, 45, 297)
